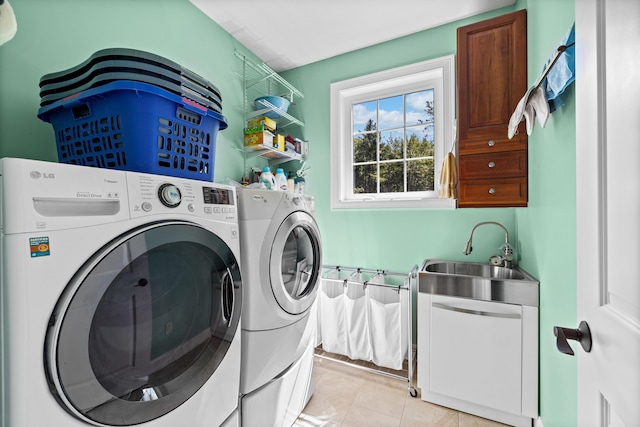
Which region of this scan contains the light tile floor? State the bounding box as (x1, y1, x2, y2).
(295, 349, 510, 427)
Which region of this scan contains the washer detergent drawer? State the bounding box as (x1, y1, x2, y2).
(429, 295, 523, 415)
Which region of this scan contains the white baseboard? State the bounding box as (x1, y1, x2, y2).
(535, 417, 545, 427)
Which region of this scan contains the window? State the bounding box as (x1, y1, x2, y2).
(330, 55, 456, 209)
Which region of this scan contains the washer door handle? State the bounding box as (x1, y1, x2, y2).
(220, 269, 235, 325)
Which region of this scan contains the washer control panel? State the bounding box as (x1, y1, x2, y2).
(127, 173, 237, 223)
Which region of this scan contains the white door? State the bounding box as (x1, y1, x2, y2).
(576, 0, 640, 425)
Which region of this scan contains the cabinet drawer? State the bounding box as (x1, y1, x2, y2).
(459, 134, 527, 155)
(458, 177, 527, 207)
(459, 150, 527, 180)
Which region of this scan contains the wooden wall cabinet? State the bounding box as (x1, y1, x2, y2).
(457, 10, 528, 207)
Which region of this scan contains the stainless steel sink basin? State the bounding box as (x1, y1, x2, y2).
(423, 261, 527, 280)
(418, 259, 539, 306)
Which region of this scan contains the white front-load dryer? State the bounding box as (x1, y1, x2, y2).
(0, 158, 242, 427)
(237, 189, 322, 427)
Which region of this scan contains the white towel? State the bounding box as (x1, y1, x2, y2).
(526, 86, 549, 134)
(508, 87, 533, 139)
(0, 0, 17, 47)
(508, 85, 550, 139)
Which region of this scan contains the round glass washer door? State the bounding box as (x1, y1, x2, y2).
(269, 211, 322, 315)
(45, 222, 242, 426)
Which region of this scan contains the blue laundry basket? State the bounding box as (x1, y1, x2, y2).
(37, 80, 228, 181)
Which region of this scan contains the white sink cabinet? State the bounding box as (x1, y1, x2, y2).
(417, 293, 538, 427)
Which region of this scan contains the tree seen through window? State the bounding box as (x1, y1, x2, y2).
(352, 89, 435, 195)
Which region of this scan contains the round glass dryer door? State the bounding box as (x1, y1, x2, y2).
(45, 222, 242, 426)
(269, 211, 322, 315)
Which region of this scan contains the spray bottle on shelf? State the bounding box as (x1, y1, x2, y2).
(275, 168, 288, 192)
(259, 166, 276, 190)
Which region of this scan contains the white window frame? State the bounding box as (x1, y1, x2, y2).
(330, 55, 456, 209)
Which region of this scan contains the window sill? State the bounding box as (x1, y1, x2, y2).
(330, 197, 457, 210)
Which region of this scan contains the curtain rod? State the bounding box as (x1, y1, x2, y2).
(320, 276, 407, 292)
(321, 264, 407, 278)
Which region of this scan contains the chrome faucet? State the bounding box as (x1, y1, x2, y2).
(463, 221, 515, 268)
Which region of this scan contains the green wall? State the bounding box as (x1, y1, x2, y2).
(0, 1, 577, 426)
(517, 1, 577, 426)
(0, 0, 255, 183)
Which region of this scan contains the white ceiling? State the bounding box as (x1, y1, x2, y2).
(189, 0, 515, 72)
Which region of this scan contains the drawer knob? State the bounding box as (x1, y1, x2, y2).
(488, 161, 496, 168)
(488, 187, 496, 194)
(488, 140, 495, 147)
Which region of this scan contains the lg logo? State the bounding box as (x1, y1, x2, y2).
(30, 171, 55, 179)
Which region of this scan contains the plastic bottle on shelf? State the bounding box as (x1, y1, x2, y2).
(275, 168, 288, 191)
(259, 166, 276, 190)
(295, 176, 306, 194)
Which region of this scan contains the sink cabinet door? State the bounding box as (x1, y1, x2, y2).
(429, 295, 523, 415)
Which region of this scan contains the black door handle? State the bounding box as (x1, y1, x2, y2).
(553, 321, 592, 356)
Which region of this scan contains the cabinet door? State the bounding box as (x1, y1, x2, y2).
(429, 295, 523, 415)
(457, 9, 528, 151)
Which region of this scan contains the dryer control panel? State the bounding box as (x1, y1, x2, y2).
(126, 172, 237, 224)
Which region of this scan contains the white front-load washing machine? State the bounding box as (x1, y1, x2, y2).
(237, 189, 322, 427)
(0, 158, 242, 427)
